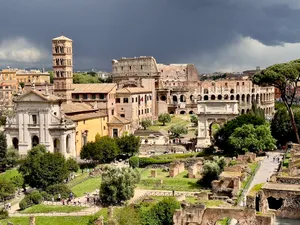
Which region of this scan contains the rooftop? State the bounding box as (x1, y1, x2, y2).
(263, 183, 300, 192)
(116, 87, 151, 94)
(66, 111, 107, 121)
(62, 102, 97, 114)
(52, 35, 72, 41)
(72, 83, 116, 93)
(107, 116, 130, 124)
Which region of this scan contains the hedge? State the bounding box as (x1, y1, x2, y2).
(129, 157, 173, 168)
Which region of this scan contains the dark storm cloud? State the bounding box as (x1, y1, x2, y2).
(0, 0, 300, 71)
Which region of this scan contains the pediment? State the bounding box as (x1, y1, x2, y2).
(17, 91, 48, 102)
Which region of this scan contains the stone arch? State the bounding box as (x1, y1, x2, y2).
(246, 94, 250, 103)
(66, 135, 71, 153)
(180, 111, 186, 114)
(251, 94, 255, 103)
(217, 95, 222, 100)
(230, 95, 235, 100)
(224, 94, 229, 100)
(12, 137, 19, 150)
(242, 94, 245, 102)
(197, 95, 202, 101)
(173, 95, 178, 103)
(256, 94, 259, 103)
(230, 89, 235, 94)
(211, 95, 216, 100)
(204, 89, 209, 94)
(32, 135, 39, 147)
(209, 120, 223, 141)
(190, 95, 194, 101)
(241, 109, 245, 114)
(246, 109, 250, 113)
(53, 138, 60, 153)
(189, 111, 194, 114)
(260, 93, 263, 102)
(180, 95, 186, 102)
(204, 95, 209, 100)
(160, 95, 166, 101)
(236, 94, 240, 101)
(169, 111, 175, 114)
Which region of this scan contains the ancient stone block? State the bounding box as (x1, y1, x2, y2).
(169, 161, 185, 177)
(151, 169, 157, 178)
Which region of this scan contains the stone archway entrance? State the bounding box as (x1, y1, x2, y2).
(32, 135, 39, 148)
(53, 138, 60, 153)
(196, 100, 239, 149)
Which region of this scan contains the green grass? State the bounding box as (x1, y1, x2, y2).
(148, 115, 190, 132)
(283, 159, 289, 168)
(0, 216, 91, 225)
(71, 177, 101, 197)
(216, 218, 230, 225)
(151, 153, 198, 161)
(19, 205, 87, 214)
(137, 169, 202, 191)
(66, 173, 89, 188)
(249, 183, 264, 196)
(285, 153, 291, 159)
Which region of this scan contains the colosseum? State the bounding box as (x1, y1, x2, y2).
(112, 56, 275, 117)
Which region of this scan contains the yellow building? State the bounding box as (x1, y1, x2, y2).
(16, 69, 50, 84)
(63, 103, 108, 156)
(0, 68, 18, 108)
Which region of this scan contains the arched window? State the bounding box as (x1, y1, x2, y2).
(230, 95, 234, 100)
(173, 95, 178, 103)
(224, 95, 229, 100)
(12, 137, 19, 150)
(204, 89, 209, 94)
(66, 135, 71, 153)
(204, 95, 209, 100)
(32, 135, 39, 147)
(236, 95, 240, 101)
(217, 95, 222, 100)
(211, 95, 216, 100)
(53, 138, 60, 153)
(180, 111, 186, 114)
(180, 95, 186, 102)
(160, 95, 166, 101)
(230, 89, 235, 94)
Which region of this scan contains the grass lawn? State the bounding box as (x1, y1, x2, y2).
(148, 115, 191, 132)
(71, 177, 101, 197)
(1, 208, 108, 225)
(137, 169, 202, 191)
(19, 205, 87, 214)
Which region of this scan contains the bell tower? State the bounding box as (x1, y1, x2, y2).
(52, 35, 73, 101)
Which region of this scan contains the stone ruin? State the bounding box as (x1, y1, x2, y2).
(246, 144, 300, 220)
(237, 152, 256, 164)
(188, 160, 203, 179)
(173, 202, 274, 225)
(169, 161, 185, 177)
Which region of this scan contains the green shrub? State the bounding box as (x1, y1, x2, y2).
(30, 190, 42, 204)
(46, 184, 73, 200)
(129, 156, 139, 168)
(19, 198, 29, 210)
(40, 191, 50, 201)
(0, 207, 8, 219)
(138, 157, 173, 168)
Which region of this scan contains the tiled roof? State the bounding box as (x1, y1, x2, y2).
(66, 111, 107, 121)
(52, 35, 72, 41)
(16, 89, 61, 102)
(116, 87, 151, 94)
(107, 116, 130, 124)
(72, 83, 116, 93)
(62, 102, 96, 114)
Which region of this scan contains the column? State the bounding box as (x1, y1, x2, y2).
(23, 113, 28, 144)
(60, 134, 66, 157)
(18, 112, 23, 143)
(44, 111, 49, 143)
(39, 112, 44, 143)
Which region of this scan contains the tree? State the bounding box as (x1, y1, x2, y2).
(0, 132, 8, 170)
(73, 73, 100, 84)
(6, 146, 19, 168)
(229, 124, 276, 153)
(116, 134, 141, 156)
(214, 114, 265, 153)
(0, 179, 15, 202)
(169, 125, 188, 138)
(141, 118, 152, 130)
(141, 197, 180, 225)
(100, 167, 140, 206)
(190, 114, 198, 126)
(158, 113, 171, 126)
(48, 71, 54, 84)
(80, 136, 120, 163)
(253, 60, 300, 143)
(200, 161, 221, 187)
(66, 158, 79, 173)
(248, 102, 265, 120)
(19, 145, 69, 189)
(0, 116, 6, 126)
(95, 133, 101, 142)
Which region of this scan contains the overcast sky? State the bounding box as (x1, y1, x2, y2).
(1, 0, 300, 72)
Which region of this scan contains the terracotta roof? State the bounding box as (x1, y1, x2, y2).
(62, 102, 96, 114)
(66, 111, 107, 121)
(107, 116, 130, 124)
(52, 35, 72, 41)
(15, 89, 61, 102)
(116, 87, 151, 94)
(72, 83, 116, 93)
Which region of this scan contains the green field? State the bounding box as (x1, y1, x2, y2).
(148, 115, 191, 132)
(71, 177, 101, 197)
(19, 205, 87, 214)
(137, 168, 202, 191)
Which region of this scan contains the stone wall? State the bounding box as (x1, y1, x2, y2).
(212, 176, 241, 197)
(188, 161, 203, 178)
(169, 161, 185, 177)
(237, 152, 256, 163)
(275, 176, 300, 185)
(173, 203, 274, 225)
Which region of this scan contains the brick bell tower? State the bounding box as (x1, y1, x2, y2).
(52, 35, 73, 101)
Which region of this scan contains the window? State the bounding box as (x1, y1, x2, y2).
(100, 93, 105, 99)
(225, 83, 228, 87)
(123, 98, 129, 103)
(113, 128, 118, 138)
(104, 126, 106, 130)
(132, 98, 134, 103)
(112, 109, 114, 115)
(83, 120, 86, 124)
(141, 65, 143, 70)
(54, 112, 57, 116)
(92, 94, 96, 99)
(116, 98, 120, 103)
(120, 114, 125, 118)
(138, 110, 140, 115)
(121, 66, 123, 71)
(149, 95, 152, 100)
(32, 115, 37, 125)
(237, 82, 239, 86)
(242, 82, 245, 86)
(129, 66, 132, 70)
(84, 94, 88, 99)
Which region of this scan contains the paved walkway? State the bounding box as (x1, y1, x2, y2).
(239, 151, 282, 206)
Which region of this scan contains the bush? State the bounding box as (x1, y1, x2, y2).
(0, 207, 8, 219)
(66, 158, 79, 173)
(46, 184, 73, 200)
(30, 190, 43, 204)
(19, 196, 31, 210)
(40, 191, 50, 201)
(138, 157, 173, 168)
(129, 156, 139, 168)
